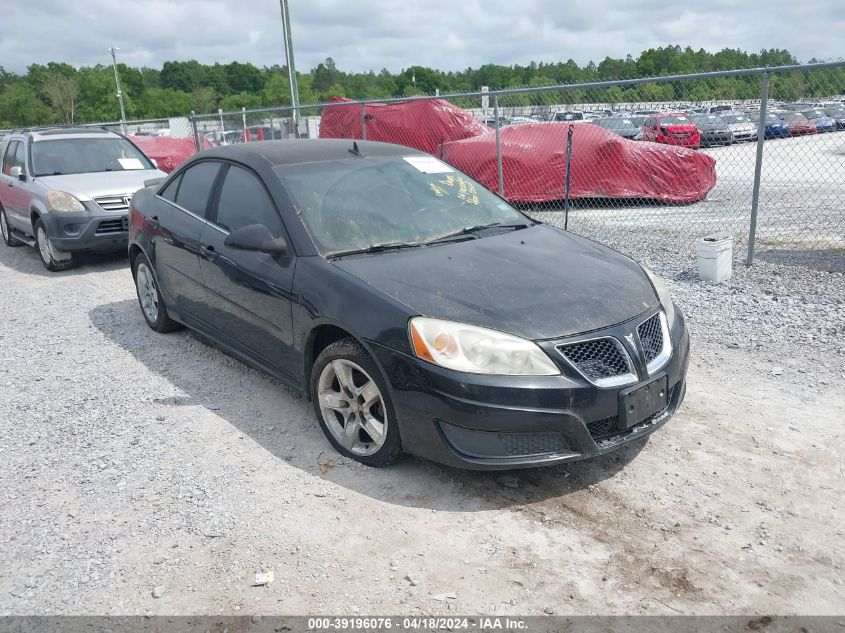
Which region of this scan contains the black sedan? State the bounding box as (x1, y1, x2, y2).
(128, 140, 689, 469)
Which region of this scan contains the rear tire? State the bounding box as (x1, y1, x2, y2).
(34, 218, 73, 271)
(0, 206, 23, 247)
(311, 338, 404, 467)
(132, 252, 181, 333)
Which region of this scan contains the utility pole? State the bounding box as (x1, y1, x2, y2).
(108, 46, 127, 134)
(279, 0, 299, 135)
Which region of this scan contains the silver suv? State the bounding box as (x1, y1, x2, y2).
(0, 128, 165, 271)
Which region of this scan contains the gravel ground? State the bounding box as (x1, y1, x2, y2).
(0, 231, 843, 616)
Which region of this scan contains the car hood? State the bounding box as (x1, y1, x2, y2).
(332, 224, 658, 340)
(36, 169, 166, 201)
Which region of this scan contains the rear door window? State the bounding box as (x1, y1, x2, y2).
(2, 141, 19, 176)
(174, 161, 221, 217)
(158, 173, 182, 203)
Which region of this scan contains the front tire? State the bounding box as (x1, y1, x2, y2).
(0, 205, 23, 247)
(132, 252, 181, 333)
(34, 219, 73, 271)
(311, 338, 403, 467)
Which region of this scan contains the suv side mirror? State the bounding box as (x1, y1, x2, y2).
(224, 224, 288, 256)
(10, 166, 25, 181)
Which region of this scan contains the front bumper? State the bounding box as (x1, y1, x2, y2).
(369, 309, 690, 470)
(40, 212, 128, 252)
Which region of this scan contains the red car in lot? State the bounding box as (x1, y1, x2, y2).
(642, 113, 701, 148)
(779, 112, 817, 136)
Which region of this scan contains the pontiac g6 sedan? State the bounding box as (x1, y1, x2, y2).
(128, 140, 689, 469)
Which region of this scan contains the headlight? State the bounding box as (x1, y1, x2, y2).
(46, 191, 86, 213)
(409, 317, 560, 376)
(643, 267, 675, 327)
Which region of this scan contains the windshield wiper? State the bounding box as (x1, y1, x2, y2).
(327, 241, 424, 259)
(426, 221, 531, 245)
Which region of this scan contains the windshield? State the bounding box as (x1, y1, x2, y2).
(596, 118, 633, 128)
(275, 156, 527, 257)
(824, 107, 845, 117)
(801, 109, 825, 118)
(691, 115, 724, 125)
(660, 116, 691, 125)
(31, 137, 154, 176)
(721, 114, 749, 124)
(554, 112, 583, 121)
(781, 113, 807, 122)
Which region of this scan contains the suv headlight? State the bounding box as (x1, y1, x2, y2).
(643, 267, 675, 327)
(409, 317, 560, 376)
(47, 191, 86, 213)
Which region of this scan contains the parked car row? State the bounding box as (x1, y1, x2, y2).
(480, 102, 845, 148)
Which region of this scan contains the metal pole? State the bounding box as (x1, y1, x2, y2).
(493, 95, 504, 197)
(190, 111, 201, 152)
(218, 108, 225, 144)
(747, 70, 770, 266)
(279, 0, 299, 126)
(108, 46, 127, 135)
(242, 107, 247, 142)
(564, 125, 574, 231)
(360, 102, 367, 141)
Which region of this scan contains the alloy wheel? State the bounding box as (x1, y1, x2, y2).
(135, 262, 160, 323)
(317, 359, 388, 456)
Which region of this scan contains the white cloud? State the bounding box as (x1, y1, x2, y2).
(1, 0, 842, 74)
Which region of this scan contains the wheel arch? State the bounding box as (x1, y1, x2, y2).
(303, 322, 386, 401)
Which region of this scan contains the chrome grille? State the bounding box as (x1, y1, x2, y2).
(637, 313, 664, 365)
(94, 194, 132, 213)
(556, 337, 633, 385)
(498, 432, 568, 457)
(95, 217, 128, 235)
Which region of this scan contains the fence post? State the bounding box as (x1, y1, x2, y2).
(242, 107, 248, 142)
(746, 69, 770, 266)
(493, 94, 504, 197)
(563, 125, 574, 231)
(360, 102, 367, 141)
(190, 111, 201, 152)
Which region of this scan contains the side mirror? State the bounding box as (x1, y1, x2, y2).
(224, 223, 288, 256)
(10, 166, 25, 181)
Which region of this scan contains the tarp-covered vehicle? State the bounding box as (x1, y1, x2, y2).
(129, 136, 213, 173)
(320, 98, 717, 204)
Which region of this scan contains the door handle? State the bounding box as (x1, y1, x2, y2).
(199, 244, 217, 261)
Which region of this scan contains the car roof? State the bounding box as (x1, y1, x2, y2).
(196, 139, 428, 167)
(25, 127, 119, 141)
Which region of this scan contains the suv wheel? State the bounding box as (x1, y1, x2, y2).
(311, 338, 403, 467)
(34, 219, 73, 271)
(132, 252, 181, 333)
(0, 206, 22, 247)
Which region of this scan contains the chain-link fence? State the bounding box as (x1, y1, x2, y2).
(190, 62, 845, 267)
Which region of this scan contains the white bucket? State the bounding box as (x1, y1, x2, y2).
(695, 233, 733, 283)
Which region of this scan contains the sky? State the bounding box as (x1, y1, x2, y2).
(2, 0, 843, 74)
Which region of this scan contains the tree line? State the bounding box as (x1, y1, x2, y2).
(1, 45, 843, 127)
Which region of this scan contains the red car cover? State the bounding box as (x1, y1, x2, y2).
(319, 97, 488, 155)
(320, 98, 716, 203)
(442, 123, 717, 203)
(129, 136, 212, 173)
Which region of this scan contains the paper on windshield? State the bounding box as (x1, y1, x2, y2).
(118, 158, 145, 170)
(403, 156, 453, 174)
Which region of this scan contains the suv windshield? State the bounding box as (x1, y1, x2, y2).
(275, 156, 528, 257)
(31, 137, 154, 176)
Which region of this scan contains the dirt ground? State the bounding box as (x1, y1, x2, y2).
(0, 242, 843, 616)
